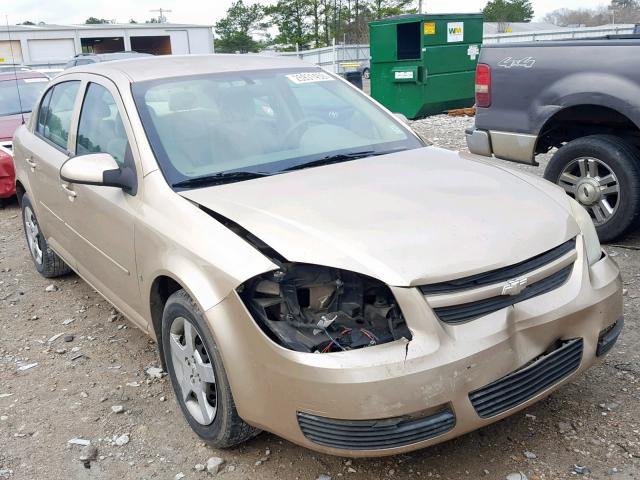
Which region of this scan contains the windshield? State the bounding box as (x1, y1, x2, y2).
(0, 77, 49, 116)
(132, 68, 423, 188)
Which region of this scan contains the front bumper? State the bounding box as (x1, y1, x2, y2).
(466, 127, 538, 165)
(204, 239, 622, 457)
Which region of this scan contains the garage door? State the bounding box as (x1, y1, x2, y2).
(28, 38, 76, 64)
(0, 41, 23, 64)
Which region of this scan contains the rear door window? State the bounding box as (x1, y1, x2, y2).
(39, 81, 80, 149)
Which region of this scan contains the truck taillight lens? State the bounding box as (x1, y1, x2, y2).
(475, 63, 491, 108)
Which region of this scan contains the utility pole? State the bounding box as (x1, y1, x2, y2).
(150, 8, 172, 23)
(419, 0, 424, 14)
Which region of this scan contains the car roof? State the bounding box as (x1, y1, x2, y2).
(0, 70, 48, 81)
(62, 54, 314, 83)
(76, 51, 154, 61)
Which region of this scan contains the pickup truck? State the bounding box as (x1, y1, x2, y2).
(466, 38, 640, 242)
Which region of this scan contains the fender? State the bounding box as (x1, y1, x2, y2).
(530, 72, 640, 135)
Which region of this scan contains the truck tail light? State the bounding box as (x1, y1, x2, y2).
(475, 63, 491, 108)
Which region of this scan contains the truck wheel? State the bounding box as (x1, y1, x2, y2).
(544, 135, 640, 242)
(21, 193, 72, 277)
(162, 289, 260, 447)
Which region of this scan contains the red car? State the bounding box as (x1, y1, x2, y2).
(0, 70, 49, 200)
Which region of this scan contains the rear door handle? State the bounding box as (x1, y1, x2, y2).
(25, 157, 37, 169)
(61, 183, 77, 199)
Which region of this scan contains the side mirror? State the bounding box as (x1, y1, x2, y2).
(60, 153, 136, 194)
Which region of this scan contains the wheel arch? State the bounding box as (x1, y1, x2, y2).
(148, 273, 207, 369)
(15, 180, 26, 206)
(535, 104, 640, 156)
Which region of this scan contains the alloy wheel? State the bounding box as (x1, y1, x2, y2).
(169, 316, 218, 425)
(24, 205, 43, 265)
(557, 156, 620, 226)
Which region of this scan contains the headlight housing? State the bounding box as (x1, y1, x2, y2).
(238, 263, 411, 353)
(569, 198, 602, 266)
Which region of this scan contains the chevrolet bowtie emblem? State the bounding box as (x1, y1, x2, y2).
(501, 276, 528, 296)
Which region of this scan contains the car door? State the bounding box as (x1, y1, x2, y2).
(61, 78, 143, 318)
(20, 80, 82, 265)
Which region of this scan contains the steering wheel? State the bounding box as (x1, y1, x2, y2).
(283, 117, 325, 147)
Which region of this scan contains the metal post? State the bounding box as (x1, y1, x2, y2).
(332, 37, 336, 74)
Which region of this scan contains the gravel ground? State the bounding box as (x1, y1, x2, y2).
(1, 114, 640, 480)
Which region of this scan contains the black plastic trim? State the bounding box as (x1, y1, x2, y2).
(420, 239, 575, 295)
(469, 338, 583, 418)
(596, 317, 624, 357)
(434, 264, 573, 324)
(297, 408, 455, 450)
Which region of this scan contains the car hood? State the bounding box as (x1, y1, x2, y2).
(180, 147, 579, 286)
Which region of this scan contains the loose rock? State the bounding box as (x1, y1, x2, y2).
(79, 444, 98, 462)
(206, 456, 224, 474)
(573, 465, 591, 475)
(114, 433, 129, 446)
(506, 473, 527, 480)
(111, 405, 125, 414)
(524, 451, 537, 459)
(45, 284, 58, 292)
(146, 367, 164, 379)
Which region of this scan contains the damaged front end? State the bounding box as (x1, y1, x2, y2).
(238, 263, 412, 353)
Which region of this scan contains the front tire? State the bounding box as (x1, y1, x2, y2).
(544, 135, 640, 242)
(21, 193, 72, 277)
(162, 289, 259, 448)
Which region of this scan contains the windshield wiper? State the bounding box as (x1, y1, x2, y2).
(284, 150, 377, 172)
(172, 170, 273, 188)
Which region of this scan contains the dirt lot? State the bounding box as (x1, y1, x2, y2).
(1, 115, 640, 480)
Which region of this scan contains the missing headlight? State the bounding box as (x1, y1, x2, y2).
(238, 263, 412, 353)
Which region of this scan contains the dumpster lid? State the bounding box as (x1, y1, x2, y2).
(369, 13, 483, 25)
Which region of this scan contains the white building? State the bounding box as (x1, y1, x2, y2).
(0, 23, 214, 68)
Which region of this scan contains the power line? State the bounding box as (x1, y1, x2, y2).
(150, 8, 172, 23)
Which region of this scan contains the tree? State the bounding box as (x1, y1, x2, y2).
(215, 0, 267, 53)
(19, 21, 36, 25)
(543, 7, 609, 26)
(483, 0, 534, 32)
(129, 19, 138, 24)
(85, 17, 112, 24)
(369, 0, 416, 20)
(267, 0, 314, 50)
(611, 0, 638, 8)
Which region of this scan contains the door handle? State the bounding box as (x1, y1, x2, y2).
(61, 183, 77, 199)
(25, 157, 37, 169)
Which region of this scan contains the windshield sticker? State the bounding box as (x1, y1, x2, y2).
(23, 78, 49, 83)
(286, 72, 334, 84)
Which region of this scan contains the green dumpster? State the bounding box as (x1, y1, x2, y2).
(369, 13, 483, 119)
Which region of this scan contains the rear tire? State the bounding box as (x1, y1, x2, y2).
(21, 193, 72, 278)
(544, 135, 640, 242)
(162, 289, 260, 448)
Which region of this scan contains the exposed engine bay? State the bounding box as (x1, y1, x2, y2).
(238, 263, 412, 353)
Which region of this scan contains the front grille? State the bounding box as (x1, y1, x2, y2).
(433, 264, 573, 324)
(420, 239, 575, 295)
(297, 408, 455, 450)
(469, 338, 583, 418)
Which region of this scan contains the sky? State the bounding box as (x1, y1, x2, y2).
(3, 0, 612, 26)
